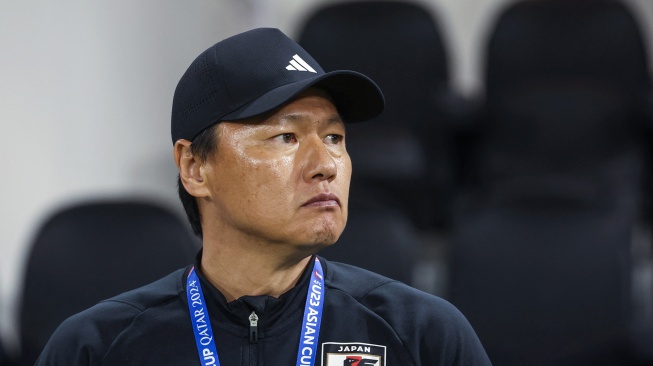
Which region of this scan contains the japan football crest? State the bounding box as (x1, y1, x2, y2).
(321, 342, 386, 366)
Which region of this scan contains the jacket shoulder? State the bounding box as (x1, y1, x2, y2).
(325, 259, 449, 313)
(324, 259, 491, 365)
(324, 259, 398, 297)
(106, 267, 187, 310)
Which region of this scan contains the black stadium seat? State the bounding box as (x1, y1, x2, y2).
(450, 0, 652, 364)
(19, 200, 199, 365)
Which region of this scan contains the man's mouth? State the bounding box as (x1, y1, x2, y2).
(303, 193, 340, 207)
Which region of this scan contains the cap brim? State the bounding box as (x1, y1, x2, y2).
(221, 70, 385, 123)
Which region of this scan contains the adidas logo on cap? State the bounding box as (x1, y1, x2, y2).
(286, 54, 317, 73)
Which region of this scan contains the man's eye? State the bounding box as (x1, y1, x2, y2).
(275, 133, 296, 143)
(325, 134, 343, 145)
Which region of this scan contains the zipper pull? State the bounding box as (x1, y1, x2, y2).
(249, 311, 259, 343)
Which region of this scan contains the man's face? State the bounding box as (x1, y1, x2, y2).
(199, 88, 351, 252)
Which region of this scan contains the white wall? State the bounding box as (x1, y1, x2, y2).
(1, 0, 651, 357)
(0, 0, 270, 353)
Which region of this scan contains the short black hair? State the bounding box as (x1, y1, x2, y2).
(177, 126, 218, 238)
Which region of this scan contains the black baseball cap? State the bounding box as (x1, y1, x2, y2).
(171, 28, 385, 144)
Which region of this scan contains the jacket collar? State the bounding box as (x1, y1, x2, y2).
(192, 250, 317, 331)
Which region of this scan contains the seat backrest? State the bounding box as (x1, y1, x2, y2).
(19, 200, 199, 366)
(0, 339, 17, 366)
(486, 0, 648, 93)
(470, 0, 650, 209)
(450, 0, 651, 363)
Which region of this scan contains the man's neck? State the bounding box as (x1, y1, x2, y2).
(200, 243, 313, 303)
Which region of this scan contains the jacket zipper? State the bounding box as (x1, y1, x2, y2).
(249, 311, 259, 343)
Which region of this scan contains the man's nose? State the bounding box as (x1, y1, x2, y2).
(302, 136, 337, 182)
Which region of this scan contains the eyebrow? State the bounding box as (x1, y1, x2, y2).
(278, 113, 343, 125)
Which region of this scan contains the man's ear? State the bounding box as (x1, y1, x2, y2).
(174, 139, 210, 198)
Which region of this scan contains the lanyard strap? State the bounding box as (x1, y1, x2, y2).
(296, 257, 325, 366)
(187, 267, 220, 366)
(186, 257, 325, 366)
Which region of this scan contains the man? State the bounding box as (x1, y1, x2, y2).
(36, 28, 490, 365)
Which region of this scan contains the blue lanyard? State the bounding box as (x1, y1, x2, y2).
(187, 267, 220, 366)
(296, 257, 325, 366)
(186, 257, 325, 366)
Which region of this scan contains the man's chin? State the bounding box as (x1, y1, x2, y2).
(292, 230, 341, 254)
(282, 218, 345, 252)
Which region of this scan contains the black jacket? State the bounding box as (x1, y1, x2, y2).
(36, 256, 490, 365)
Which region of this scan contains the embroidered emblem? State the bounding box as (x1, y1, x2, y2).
(322, 342, 386, 366)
